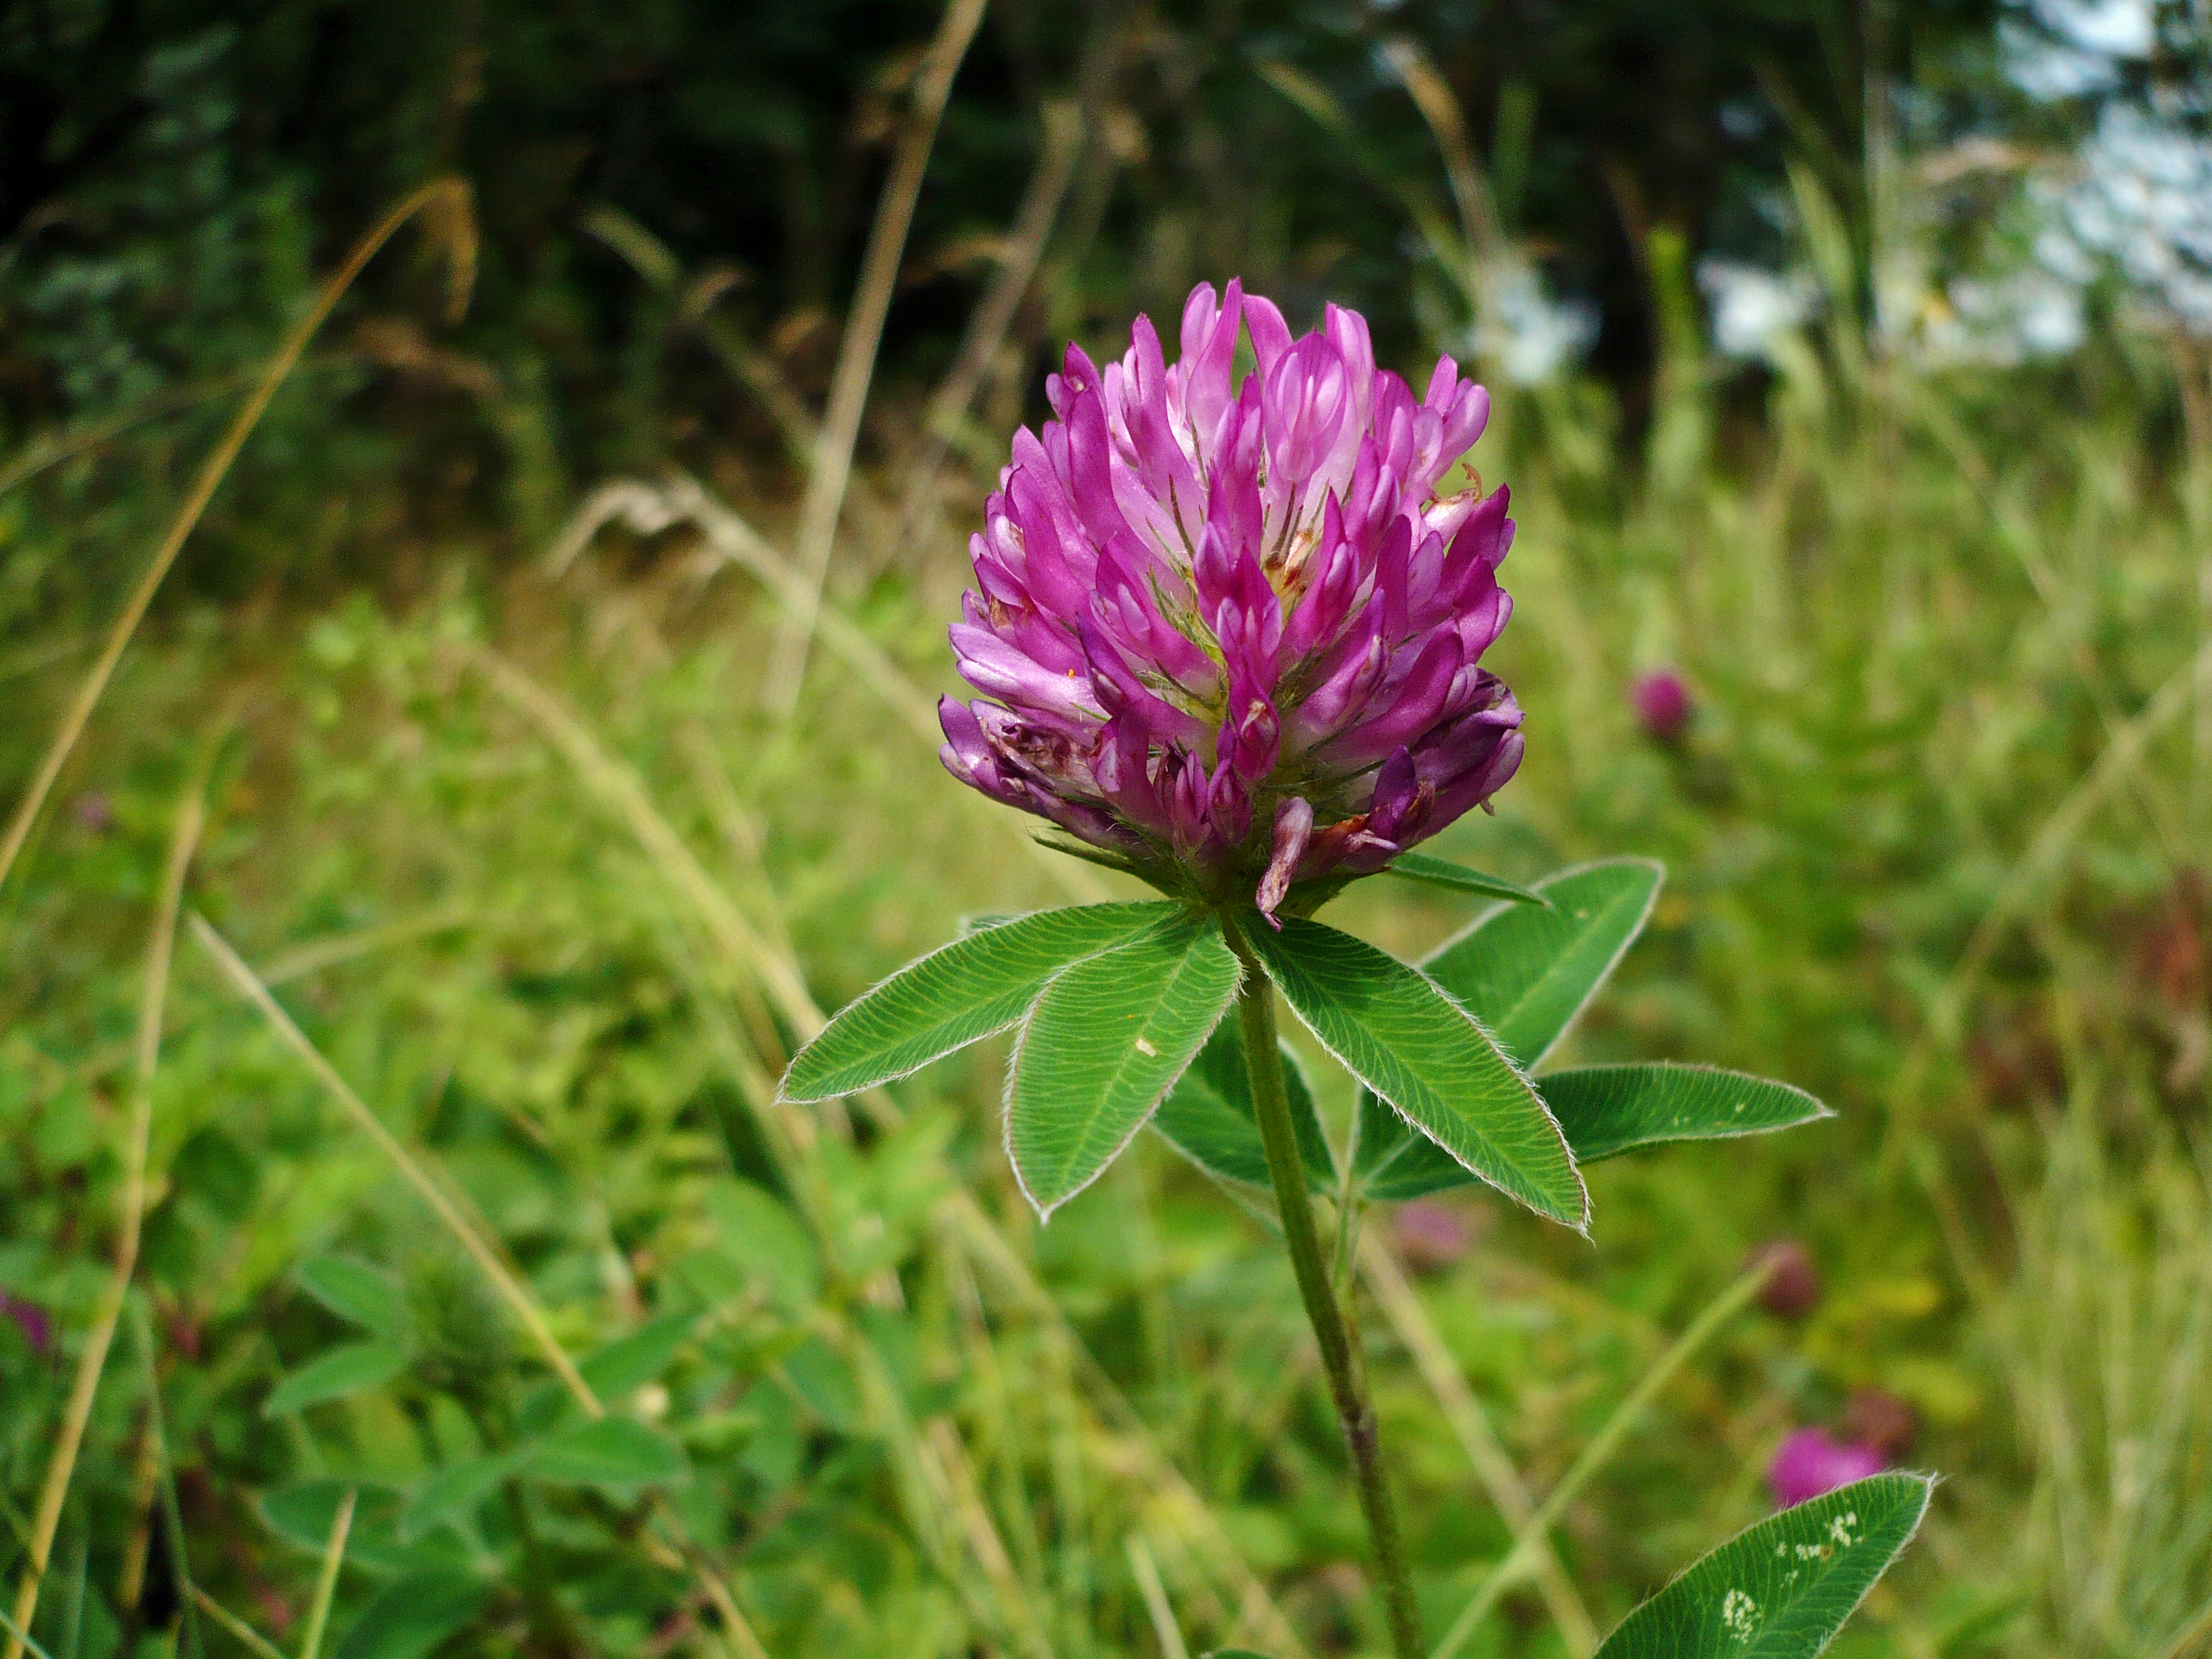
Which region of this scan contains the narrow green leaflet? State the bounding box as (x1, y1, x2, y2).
(1426, 858, 1664, 1066)
(266, 1339, 410, 1415)
(1151, 1017, 1336, 1192)
(577, 1310, 697, 1398)
(330, 1569, 488, 1659)
(782, 901, 1173, 1100)
(1382, 851, 1550, 907)
(1593, 1474, 1933, 1658)
(398, 1452, 521, 1540)
(524, 1416, 690, 1493)
(1543, 1064, 1831, 1162)
(1359, 1063, 1830, 1199)
(261, 1483, 431, 1575)
(1007, 912, 1242, 1218)
(295, 1256, 405, 1335)
(1248, 918, 1586, 1229)
(1357, 858, 1662, 1197)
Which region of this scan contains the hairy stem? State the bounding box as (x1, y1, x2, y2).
(1226, 921, 1421, 1659)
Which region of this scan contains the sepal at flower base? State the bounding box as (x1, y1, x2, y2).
(1382, 850, 1550, 907)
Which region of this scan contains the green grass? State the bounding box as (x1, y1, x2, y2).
(1, 328, 2208, 1659)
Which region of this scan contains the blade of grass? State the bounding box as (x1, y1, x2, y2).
(296, 1489, 355, 1659)
(0, 179, 472, 896)
(1880, 634, 2212, 1298)
(1125, 1536, 1190, 1659)
(0, 1608, 50, 1659)
(1358, 1232, 1600, 1656)
(896, 95, 1085, 547)
(763, 0, 991, 712)
(188, 1590, 288, 1659)
(4, 779, 204, 1659)
(948, 1202, 1313, 1659)
(1429, 1258, 1775, 1659)
(131, 1299, 204, 1659)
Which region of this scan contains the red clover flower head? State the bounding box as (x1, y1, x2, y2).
(940, 280, 1524, 917)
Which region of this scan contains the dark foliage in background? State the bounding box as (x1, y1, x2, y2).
(1, 0, 2008, 476)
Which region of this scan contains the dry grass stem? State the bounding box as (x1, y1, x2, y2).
(0, 179, 474, 894)
(544, 476, 1109, 904)
(896, 97, 1085, 547)
(187, 1588, 288, 1659)
(2, 781, 204, 1659)
(1125, 1534, 1190, 1659)
(190, 912, 603, 1413)
(295, 1488, 356, 1659)
(763, 0, 991, 711)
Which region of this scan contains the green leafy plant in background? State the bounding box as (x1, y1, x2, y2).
(782, 282, 1925, 1657)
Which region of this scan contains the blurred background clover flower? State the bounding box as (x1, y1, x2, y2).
(939, 282, 1523, 918)
(1770, 1426, 1890, 1508)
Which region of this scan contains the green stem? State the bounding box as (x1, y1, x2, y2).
(1225, 920, 1422, 1659)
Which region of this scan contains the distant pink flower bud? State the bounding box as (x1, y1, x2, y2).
(1751, 1238, 1821, 1320)
(1843, 1388, 1918, 1458)
(1, 1292, 50, 1356)
(941, 282, 1523, 914)
(1392, 1198, 1473, 1274)
(1768, 1427, 1887, 1509)
(1631, 670, 1693, 744)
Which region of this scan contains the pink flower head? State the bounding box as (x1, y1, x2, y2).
(1768, 1428, 1887, 1509)
(941, 282, 1522, 915)
(1632, 670, 1692, 743)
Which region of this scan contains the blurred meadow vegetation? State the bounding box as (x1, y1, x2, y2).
(3, 1, 2210, 1657)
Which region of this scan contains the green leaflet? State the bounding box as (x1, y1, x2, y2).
(1542, 1064, 1832, 1161)
(397, 1452, 520, 1540)
(1593, 1474, 1933, 1658)
(1007, 912, 1242, 1217)
(1151, 1016, 1336, 1192)
(1426, 858, 1665, 1066)
(577, 1310, 698, 1398)
(1357, 858, 1662, 1198)
(525, 1416, 689, 1492)
(1248, 918, 1586, 1229)
(265, 1339, 410, 1416)
(330, 1570, 488, 1659)
(781, 901, 1174, 1101)
(1381, 850, 1550, 907)
(1360, 1063, 1831, 1199)
(294, 1255, 405, 1336)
